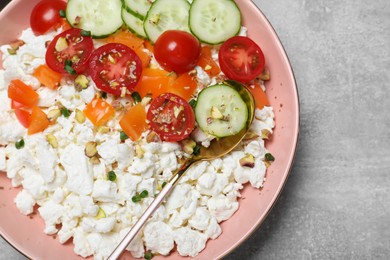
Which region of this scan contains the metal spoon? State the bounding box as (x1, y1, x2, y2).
(108, 80, 255, 259)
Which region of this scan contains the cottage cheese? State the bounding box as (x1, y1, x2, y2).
(0, 26, 275, 259)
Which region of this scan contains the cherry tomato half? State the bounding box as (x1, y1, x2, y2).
(147, 93, 195, 142)
(46, 28, 94, 75)
(88, 43, 142, 95)
(154, 30, 201, 74)
(30, 0, 67, 35)
(218, 36, 265, 83)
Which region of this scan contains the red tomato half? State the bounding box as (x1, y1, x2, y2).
(14, 108, 31, 128)
(218, 36, 265, 83)
(147, 93, 195, 142)
(88, 43, 142, 95)
(30, 0, 67, 35)
(154, 30, 201, 74)
(46, 28, 94, 75)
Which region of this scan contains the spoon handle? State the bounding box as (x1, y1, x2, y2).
(107, 161, 193, 260)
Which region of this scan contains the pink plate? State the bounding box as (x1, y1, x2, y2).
(0, 0, 299, 259)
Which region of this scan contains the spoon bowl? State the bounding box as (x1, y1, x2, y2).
(108, 80, 255, 260)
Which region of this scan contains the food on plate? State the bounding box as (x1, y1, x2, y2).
(66, 0, 123, 38)
(194, 81, 248, 138)
(0, 0, 275, 259)
(45, 28, 94, 75)
(30, 0, 67, 35)
(88, 43, 143, 95)
(219, 36, 266, 83)
(189, 0, 242, 44)
(154, 30, 201, 74)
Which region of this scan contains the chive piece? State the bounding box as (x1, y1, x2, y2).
(120, 131, 128, 141)
(107, 171, 117, 181)
(59, 9, 66, 18)
(131, 92, 142, 103)
(81, 30, 91, 37)
(189, 99, 196, 109)
(161, 181, 167, 188)
(132, 195, 141, 203)
(15, 139, 25, 149)
(140, 190, 148, 198)
(144, 251, 154, 260)
(265, 153, 275, 162)
(64, 60, 76, 75)
(101, 91, 107, 99)
(193, 144, 201, 156)
(61, 107, 71, 118)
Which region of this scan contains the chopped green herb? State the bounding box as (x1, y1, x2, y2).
(64, 60, 76, 75)
(265, 153, 275, 162)
(81, 30, 91, 37)
(140, 190, 148, 198)
(193, 144, 201, 156)
(61, 107, 71, 118)
(132, 195, 141, 203)
(162, 181, 167, 188)
(15, 139, 25, 149)
(131, 92, 142, 103)
(189, 99, 197, 109)
(101, 91, 107, 99)
(107, 171, 117, 181)
(120, 131, 128, 141)
(144, 251, 154, 260)
(59, 9, 66, 18)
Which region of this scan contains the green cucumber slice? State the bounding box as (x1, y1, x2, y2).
(123, 0, 153, 20)
(189, 0, 242, 44)
(66, 0, 123, 38)
(122, 7, 147, 38)
(195, 83, 248, 137)
(144, 0, 191, 43)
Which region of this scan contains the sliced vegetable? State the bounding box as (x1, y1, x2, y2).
(121, 7, 147, 38)
(154, 30, 201, 74)
(83, 98, 115, 126)
(144, 0, 191, 43)
(189, 0, 241, 44)
(147, 93, 195, 141)
(249, 83, 270, 109)
(88, 43, 142, 95)
(135, 68, 175, 98)
(30, 0, 67, 35)
(105, 30, 144, 50)
(197, 46, 221, 77)
(14, 108, 31, 128)
(33, 64, 62, 89)
(45, 28, 94, 75)
(122, 0, 152, 20)
(168, 73, 197, 101)
(119, 103, 148, 141)
(28, 106, 50, 135)
(106, 30, 151, 68)
(66, 0, 123, 38)
(218, 36, 265, 83)
(195, 82, 248, 137)
(8, 79, 39, 107)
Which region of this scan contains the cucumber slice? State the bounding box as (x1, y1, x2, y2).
(122, 7, 147, 38)
(144, 0, 191, 43)
(66, 0, 123, 38)
(123, 0, 153, 20)
(195, 83, 248, 137)
(189, 0, 241, 44)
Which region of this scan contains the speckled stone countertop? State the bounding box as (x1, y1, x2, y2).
(1, 0, 389, 259)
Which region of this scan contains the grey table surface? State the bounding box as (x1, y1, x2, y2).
(1, 0, 390, 259)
